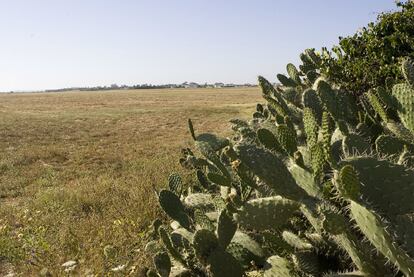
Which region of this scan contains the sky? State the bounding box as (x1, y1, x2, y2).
(0, 0, 400, 92)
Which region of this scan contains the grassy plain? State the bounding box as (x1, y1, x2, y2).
(0, 87, 261, 275)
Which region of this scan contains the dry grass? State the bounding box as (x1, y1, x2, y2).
(0, 87, 261, 275)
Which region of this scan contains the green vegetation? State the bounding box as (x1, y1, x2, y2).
(146, 3, 414, 274)
(147, 56, 414, 277)
(320, 1, 414, 94)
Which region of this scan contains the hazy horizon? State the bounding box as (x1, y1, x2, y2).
(1, 1, 398, 92)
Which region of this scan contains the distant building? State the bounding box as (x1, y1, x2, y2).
(183, 82, 199, 88)
(223, 83, 236, 88)
(214, 82, 224, 88)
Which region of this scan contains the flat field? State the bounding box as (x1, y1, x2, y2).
(0, 87, 261, 275)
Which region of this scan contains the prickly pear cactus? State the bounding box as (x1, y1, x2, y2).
(145, 53, 414, 276)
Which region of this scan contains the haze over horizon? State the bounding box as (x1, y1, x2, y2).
(0, 0, 398, 92)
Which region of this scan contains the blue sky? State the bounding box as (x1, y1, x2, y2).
(0, 0, 399, 91)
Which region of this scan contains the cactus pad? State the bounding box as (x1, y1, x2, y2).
(343, 157, 414, 216)
(193, 229, 219, 261)
(392, 83, 414, 134)
(217, 209, 237, 249)
(153, 251, 171, 277)
(235, 196, 300, 231)
(286, 63, 301, 85)
(158, 190, 190, 229)
(235, 143, 308, 201)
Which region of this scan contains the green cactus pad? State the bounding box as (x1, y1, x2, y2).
(232, 160, 258, 189)
(282, 231, 313, 250)
(277, 73, 298, 87)
(196, 133, 229, 151)
(392, 83, 414, 134)
(159, 226, 186, 265)
(342, 156, 414, 216)
(189, 119, 229, 151)
(376, 86, 397, 109)
(322, 207, 389, 277)
(207, 248, 243, 277)
(303, 108, 319, 148)
(168, 173, 183, 196)
(349, 201, 414, 277)
(194, 210, 215, 231)
(305, 233, 340, 257)
(235, 143, 308, 201)
(260, 76, 292, 117)
(306, 70, 319, 84)
(335, 165, 360, 200)
(393, 215, 414, 258)
(293, 151, 305, 167)
(321, 210, 347, 235)
(158, 190, 190, 229)
(265, 96, 289, 118)
(321, 112, 334, 163)
(276, 124, 298, 156)
(192, 229, 219, 261)
(386, 121, 414, 142)
(333, 233, 385, 276)
(282, 87, 300, 105)
(375, 135, 407, 156)
(217, 209, 237, 249)
(302, 89, 323, 123)
(342, 134, 370, 155)
(227, 231, 266, 267)
(336, 120, 349, 136)
(310, 142, 326, 179)
(171, 228, 193, 248)
(304, 48, 321, 66)
(234, 196, 300, 231)
(316, 80, 339, 119)
(257, 128, 284, 153)
(153, 251, 171, 277)
(196, 170, 210, 189)
(366, 91, 388, 123)
(286, 63, 301, 85)
(292, 251, 319, 276)
(196, 141, 230, 179)
(299, 52, 314, 69)
(230, 118, 250, 130)
(288, 164, 322, 198)
(207, 172, 231, 187)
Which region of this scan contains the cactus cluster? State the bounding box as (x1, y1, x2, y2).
(145, 53, 414, 276)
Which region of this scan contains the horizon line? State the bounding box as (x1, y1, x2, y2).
(1, 81, 265, 93)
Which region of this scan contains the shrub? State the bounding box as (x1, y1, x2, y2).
(319, 1, 414, 95)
